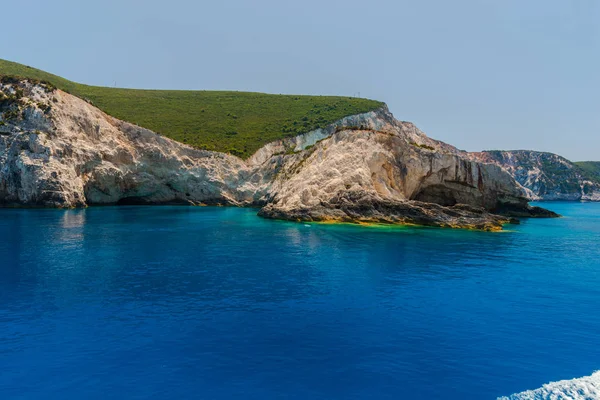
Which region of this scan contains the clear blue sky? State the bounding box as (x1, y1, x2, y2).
(2, 0, 598, 161)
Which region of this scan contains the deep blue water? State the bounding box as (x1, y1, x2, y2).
(0, 202, 599, 399)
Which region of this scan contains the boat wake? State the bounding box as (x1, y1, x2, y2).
(498, 371, 600, 399)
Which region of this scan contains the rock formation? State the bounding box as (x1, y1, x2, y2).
(471, 151, 600, 201)
(0, 79, 557, 230)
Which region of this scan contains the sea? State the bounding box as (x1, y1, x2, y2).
(0, 202, 599, 399)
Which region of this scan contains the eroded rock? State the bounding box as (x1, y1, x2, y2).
(0, 80, 557, 229)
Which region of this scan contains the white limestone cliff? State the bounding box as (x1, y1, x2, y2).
(0, 80, 556, 230)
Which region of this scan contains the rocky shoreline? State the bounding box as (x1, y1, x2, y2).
(259, 190, 558, 231)
(0, 79, 558, 230)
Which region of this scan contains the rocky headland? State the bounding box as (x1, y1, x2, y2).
(0, 79, 557, 230)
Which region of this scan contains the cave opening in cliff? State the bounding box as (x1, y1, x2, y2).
(411, 185, 458, 207)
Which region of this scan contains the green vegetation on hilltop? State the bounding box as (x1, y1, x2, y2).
(575, 161, 600, 182)
(0, 59, 384, 158)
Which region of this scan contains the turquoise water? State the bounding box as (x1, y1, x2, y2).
(0, 202, 599, 399)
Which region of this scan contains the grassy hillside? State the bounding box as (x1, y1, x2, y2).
(0, 59, 384, 158)
(575, 162, 600, 182)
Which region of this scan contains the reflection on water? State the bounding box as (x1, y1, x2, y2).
(60, 209, 87, 229)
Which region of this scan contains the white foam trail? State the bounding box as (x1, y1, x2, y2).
(498, 371, 600, 399)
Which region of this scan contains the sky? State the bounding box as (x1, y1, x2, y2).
(2, 0, 599, 161)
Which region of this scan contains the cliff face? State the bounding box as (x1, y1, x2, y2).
(472, 151, 600, 201)
(257, 111, 549, 229)
(0, 79, 555, 230)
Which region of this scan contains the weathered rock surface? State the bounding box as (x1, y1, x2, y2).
(0, 80, 557, 230)
(258, 113, 557, 229)
(259, 191, 517, 231)
(471, 150, 600, 201)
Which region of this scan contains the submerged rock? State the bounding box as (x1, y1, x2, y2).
(0, 80, 557, 230)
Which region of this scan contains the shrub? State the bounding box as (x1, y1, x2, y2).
(410, 142, 435, 151)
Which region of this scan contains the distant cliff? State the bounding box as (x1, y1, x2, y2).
(471, 151, 600, 201)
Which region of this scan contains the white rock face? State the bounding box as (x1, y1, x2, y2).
(0, 81, 264, 207)
(471, 151, 600, 201)
(0, 80, 552, 229)
(264, 114, 524, 209)
(257, 110, 551, 229)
